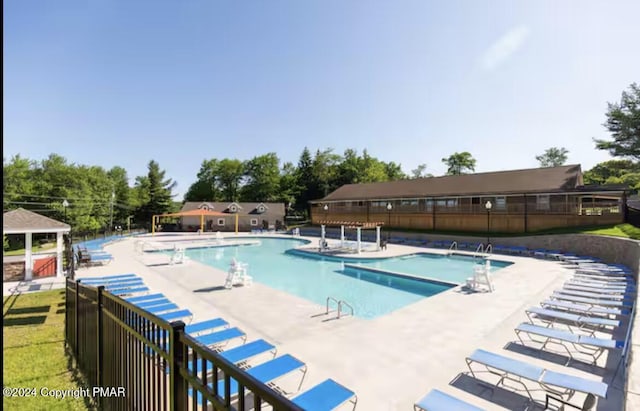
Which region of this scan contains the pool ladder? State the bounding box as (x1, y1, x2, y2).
(326, 297, 354, 319)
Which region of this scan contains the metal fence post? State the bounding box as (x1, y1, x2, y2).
(75, 279, 80, 361)
(170, 321, 186, 411)
(96, 286, 104, 392)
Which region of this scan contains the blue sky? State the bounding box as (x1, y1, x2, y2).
(4, 1, 640, 198)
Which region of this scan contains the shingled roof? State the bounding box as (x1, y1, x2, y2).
(315, 165, 584, 202)
(3, 208, 71, 234)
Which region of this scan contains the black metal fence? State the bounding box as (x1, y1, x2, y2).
(65, 279, 304, 410)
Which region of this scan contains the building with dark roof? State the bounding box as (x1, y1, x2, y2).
(310, 165, 628, 233)
(178, 202, 286, 232)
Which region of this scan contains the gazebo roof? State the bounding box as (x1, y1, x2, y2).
(3, 208, 71, 234)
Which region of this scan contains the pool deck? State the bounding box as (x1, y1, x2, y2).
(57, 234, 630, 410)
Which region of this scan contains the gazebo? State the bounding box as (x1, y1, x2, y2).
(317, 220, 385, 253)
(152, 209, 235, 235)
(3, 208, 71, 280)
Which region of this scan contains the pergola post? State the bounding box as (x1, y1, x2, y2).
(340, 226, 345, 248)
(24, 232, 33, 281)
(56, 232, 64, 277)
(376, 226, 381, 251)
(356, 227, 362, 254)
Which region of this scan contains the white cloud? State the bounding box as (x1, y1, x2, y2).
(480, 25, 530, 71)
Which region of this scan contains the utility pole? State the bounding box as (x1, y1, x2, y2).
(109, 191, 115, 232)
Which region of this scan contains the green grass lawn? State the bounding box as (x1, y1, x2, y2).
(4, 243, 57, 256)
(3, 290, 92, 411)
(580, 223, 640, 239)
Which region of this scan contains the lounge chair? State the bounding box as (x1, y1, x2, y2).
(414, 389, 484, 411)
(108, 283, 148, 294)
(465, 349, 607, 404)
(110, 286, 149, 296)
(146, 303, 180, 314)
(572, 274, 634, 286)
(194, 327, 246, 349)
(550, 293, 633, 308)
(525, 307, 620, 333)
(291, 378, 357, 411)
(212, 354, 307, 401)
(137, 298, 172, 309)
(564, 281, 636, 293)
(514, 323, 624, 364)
(188, 339, 277, 374)
(541, 299, 631, 318)
(185, 318, 230, 336)
(555, 288, 635, 301)
(104, 279, 145, 290)
(157, 309, 192, 323)
(124, 293, 165, 303)
(78, 273, 137, 283)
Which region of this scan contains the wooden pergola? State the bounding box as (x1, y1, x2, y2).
(152, 209, 237, 235)
(317, 221, 386, 253)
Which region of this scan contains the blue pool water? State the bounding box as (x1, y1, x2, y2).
(184, 238, 512, 319)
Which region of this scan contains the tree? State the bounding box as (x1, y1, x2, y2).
(441, 152, 477, 175)
(217, 159, 245, 201)
(135, 160, 176, 227)
(241, 153, 281, 201)
(536, 147, 569, 167)
(594, 83, 640, 160)
(583, 160, 640, 190)
(294, 147, 315, 211)
(384, 161, 408, 180)
(411, 163, 433, 178)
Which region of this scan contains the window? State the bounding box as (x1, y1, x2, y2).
(536, 195, 550, 210)
(229, 204, 237, 213)
(425, 199, 434, 210)
(371, 201, 386, 207)
(495, 196, 506, 210)
(217, 218, 225, 226)
(471, 197, 480, 205)
(436, 199, 447, 207)
(446, 199, 457, 207)
(257, 205, 265, 213)
(200, 205, 209, 211)
(401, 199, 418, 206)
(250, 218, 258, 226)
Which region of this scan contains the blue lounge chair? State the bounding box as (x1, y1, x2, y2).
(514, 323, 624, 364)
(194, 327, 246, 348)
(217, 354, 307, 399)
(220, 339, 276, 365)
(465, 349, 608, 401)
(556, 288, 635, 300)
(104, 280, 145, 290)
(111, 286, 149, 296)
(550, 293, 633, 308)
(564, 282, 636, 293)
(187, 339, 277, 374)
(136, 299, 172, 309)
(108, 283, 148, 294)
(157, 309, 192, 323)
(146, 303, 180, 314)
(78, 273, 136, 282)
(292, 378, 357, 411)
(525, 307, 620, 332)
(541, 299, 631, 317)
(185, 318, 229, 336)
(414, 389, 484, 411)
(125, 293, 165, 303)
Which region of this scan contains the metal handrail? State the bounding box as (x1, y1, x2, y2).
(485, 244, 493, 255)
(338, 300, 354, 318)
(449, 241, 458, 251)
(475, 244, 484, 254)
(326, 296, 339, 315)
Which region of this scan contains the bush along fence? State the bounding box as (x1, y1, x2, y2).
(65, 279, 304, 410)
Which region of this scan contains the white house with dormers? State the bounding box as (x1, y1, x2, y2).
(178, 202, 286, 232)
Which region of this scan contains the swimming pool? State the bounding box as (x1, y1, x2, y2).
(184, 238, 512, 319)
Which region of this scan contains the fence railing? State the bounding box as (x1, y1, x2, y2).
(65, 279, 304, 410)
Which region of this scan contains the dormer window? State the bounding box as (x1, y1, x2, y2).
(229, 204, 237, 213)
(257, 205, 265, 213)
(201, 205, 209, 211)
